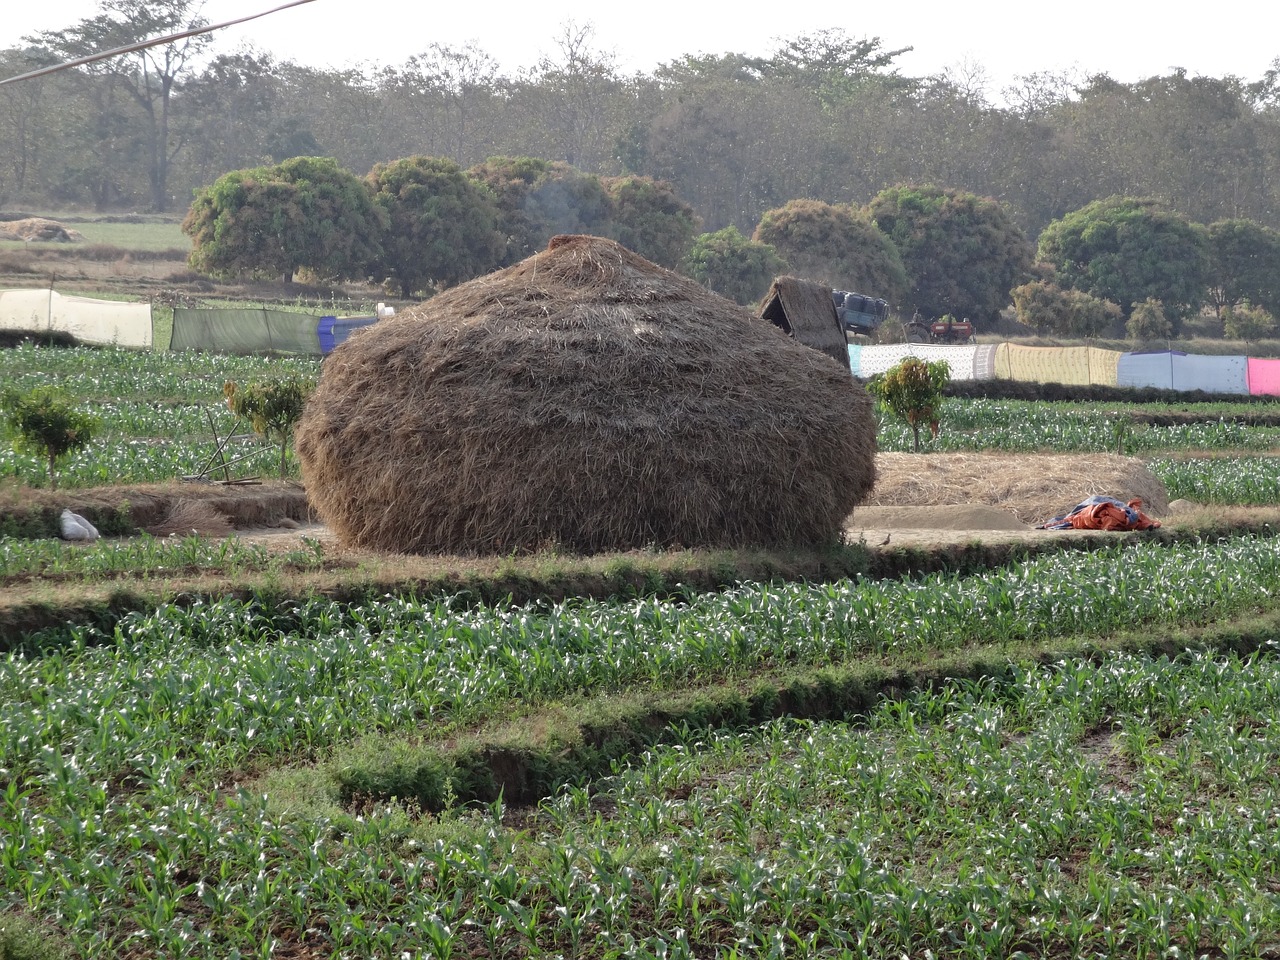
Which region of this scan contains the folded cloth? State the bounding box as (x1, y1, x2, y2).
(1037, 495, 1160, 532)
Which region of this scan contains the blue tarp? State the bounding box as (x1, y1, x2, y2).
(317, 315, 378, 354)
(1116, 351, 1249, 393)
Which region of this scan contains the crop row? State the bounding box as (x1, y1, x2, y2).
(0, 533, 326, 581)
(3, 639, 1277, 957)
(1148, 456, 1280, 504)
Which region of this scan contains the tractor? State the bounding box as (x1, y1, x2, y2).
(904, 314, 974, 344)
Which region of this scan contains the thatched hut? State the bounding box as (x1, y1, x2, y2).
(295, 236, 877, 555)
(758, 276, 849, 371)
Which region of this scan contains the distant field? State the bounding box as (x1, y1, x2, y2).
(0, 216, 189, 253)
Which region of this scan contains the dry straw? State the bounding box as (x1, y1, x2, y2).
(867, 453, 1169, 525)
(296, 236, 878, 554)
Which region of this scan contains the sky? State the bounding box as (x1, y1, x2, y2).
(4, 0, 1278, 100)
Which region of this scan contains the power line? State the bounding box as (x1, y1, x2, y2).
(0, 0, 317, 87)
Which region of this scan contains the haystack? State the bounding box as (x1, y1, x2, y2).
(296, 236, 877, 554)
(866, 453, 1169, 525)
(0, 218, 84, 243)
(758, 276, 850, 371)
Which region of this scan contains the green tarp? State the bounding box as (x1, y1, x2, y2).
(170, 308, 322, 354)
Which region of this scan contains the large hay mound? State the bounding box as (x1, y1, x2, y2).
(296, 235, 877, 554)
(0, 217, 84, 243)
(867, 453, 1169, 525)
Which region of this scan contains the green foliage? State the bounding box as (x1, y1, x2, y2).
(1037, 196, 1209, 333)
(0, 386, 97, 490)
(467, 156, 611, 264)
(0, 911, 71, 960)
(865, 184, 1033, 324)
(223, 375, 314, 477)
(1222, 301, 1277, 342)
(753, 199, 907, 304)
(1011, 279, 1122, 337)
(867, 356, 950, 452)
(183, 156, 386, 282)
(600, 175, 699, 267)
(1126, 298, 1173, 341)
(1206, 218, 1280, 318)
(680, 226, 787, 305)
(366, 156, 505, 297)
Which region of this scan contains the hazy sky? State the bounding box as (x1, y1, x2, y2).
(5, 0, 1278, 99)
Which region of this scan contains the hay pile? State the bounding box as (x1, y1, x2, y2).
(296, 235, 878, 554)
(866, 453, 1169, 525)
(0, 218, 84, 243)
(144, 500, 234, 538)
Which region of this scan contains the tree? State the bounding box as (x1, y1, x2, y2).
(30, 0, 214, 212)
(184, 157, 385, 282)
(1223, 302, 1278, 343)
(1206, 218, 1280, 319)
(753, 199, 908, 305)
(467, 156, 611, 264)
(1011, 280, 1122, 338)
(601, 175, 699, 267)
(367, 156, 505, 296)
(1, 386, 98, 490)
(223, 376, 313, 478)
(680, 226, 787, 305)
(865, 185, 1034, 324)
(867, 357, 949, 453)
(1037, 196, 1209, 334)
(1126, 298, 1173, 342)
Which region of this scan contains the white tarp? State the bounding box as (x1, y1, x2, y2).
(0, 289, 152, 348)
(857, 343, 981, 380)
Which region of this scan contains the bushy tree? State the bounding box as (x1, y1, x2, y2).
(1223, 302, 1277, 343)
(1, 386, 98, 489)
(1037, 196, 1209, 334)
(601, 175, 699, 267)
(753, 199, 908, 305)
(1206, 218, 1280, 319)
(367, 156, 505, 297)
(184, 156, 385, 282)
(865, 185, 1033, 324)
(1011, 280, 1122, 337)
(467, 156, 611, 264)
(1126, 298, 1173, 342)
(223, 376, 314, 478)
(867, 356, 950, 453)
(680, 226, 788, 305)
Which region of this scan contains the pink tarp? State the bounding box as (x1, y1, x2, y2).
(1247, 358, 1280, 396)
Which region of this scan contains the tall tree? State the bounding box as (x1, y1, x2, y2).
(1037, 196, 1209, 332)
(467, 156, 611, 263)
(866, 184, 1034, 322)
(1206, 218, 1280, 318)
(753, 199, 908, 304)
(367, 156, 504, 296)
(30, 0, 214, 212)
(601, 175, 699, 267)
(680, 226, 787, 305)
(184, 156, 385, 282)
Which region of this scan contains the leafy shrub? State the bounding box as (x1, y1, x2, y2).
(0, 386, 98, 490)
(1126, 298, 1172, 341)
(866, 356, 950, 452)
(223, 376, 315, 478)
(1222, 301, 1277, 342)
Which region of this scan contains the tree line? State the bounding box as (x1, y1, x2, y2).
(3, 1, 1279, 241)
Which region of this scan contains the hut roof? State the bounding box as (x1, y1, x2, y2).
(296, 236, 876, 555)
(758, 276, 850, 372)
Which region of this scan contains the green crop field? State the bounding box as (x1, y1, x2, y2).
(4, 345, 1280, 958)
